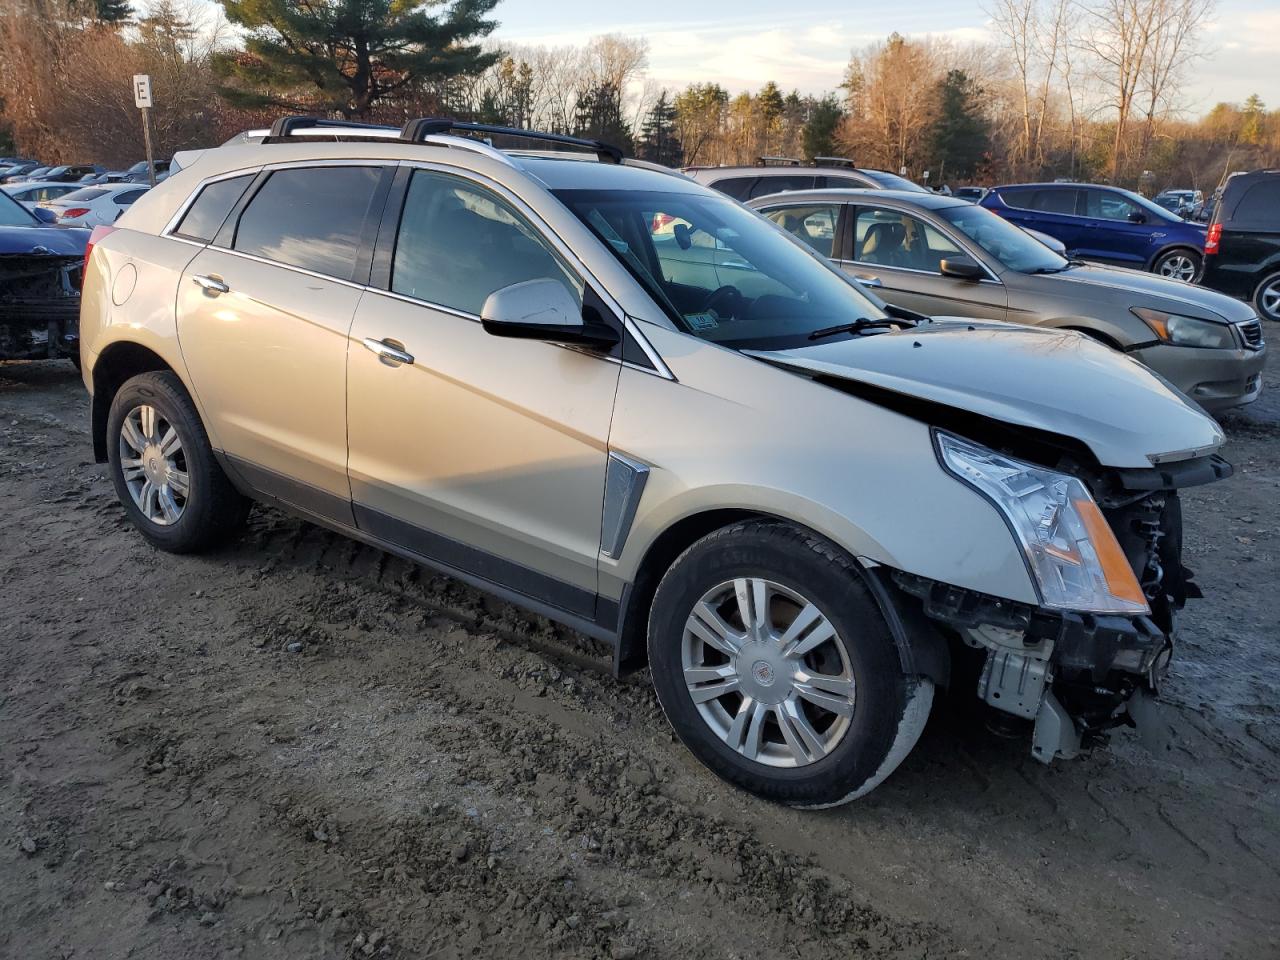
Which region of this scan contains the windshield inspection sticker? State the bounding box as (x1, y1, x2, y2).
(686, 312, 719, 330)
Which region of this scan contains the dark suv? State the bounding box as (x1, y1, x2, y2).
(982, 183, 1208, 282)
(1199, 170, 1280, 323)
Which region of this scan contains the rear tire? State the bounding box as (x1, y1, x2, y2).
(1253, 272, 1280, 323)
(107, 370, 249, 553)
(647, 520, 932, 807)
(1151, 248, 1201, 283)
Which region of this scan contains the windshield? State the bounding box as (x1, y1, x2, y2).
(860, 170, 929, 193)
(0, 189, 37, 226)
(936, 202, 1069, 273)
(553, 187, 890, 350)
(1121, 188, 1182, 223)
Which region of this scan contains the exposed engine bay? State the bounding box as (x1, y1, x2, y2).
(0, 253, 83, 361)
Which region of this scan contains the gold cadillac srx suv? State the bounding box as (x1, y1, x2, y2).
(80, 118, 1233, 806)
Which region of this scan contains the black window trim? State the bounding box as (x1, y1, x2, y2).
(756, 197, 850, 260)
(841, 201, 1004, 284)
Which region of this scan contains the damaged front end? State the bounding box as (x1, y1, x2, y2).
(0, 252, 84, 361)
(898, 434, 1228, 764)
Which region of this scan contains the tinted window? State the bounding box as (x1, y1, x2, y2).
(853, 207, 961, 273)
(115, 189, 147, 205)
(708, 177, 757, 200)
(392, 170, 581, 316)
(857, 170, 930, 193)
(1032, 188, 1079, 215)
(821, 175, 873, 189)
(762, 203, 840, 258)
(234, 166, 381, 279)
(1234, 180, 1280, 228)
(748, 175, 817, 199)
(175, 174, 254, 242)
(998, 188, 1037, 210)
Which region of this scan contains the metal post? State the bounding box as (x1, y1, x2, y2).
(141, 105, 156, 187)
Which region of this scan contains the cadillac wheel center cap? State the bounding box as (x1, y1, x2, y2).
(752, 660, 775, 686)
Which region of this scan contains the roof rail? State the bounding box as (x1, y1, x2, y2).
(266, 116, 400, 140)
(812, 156, 856, 168)
(755, 156, 801, 167)
(401, 119, 623, 164)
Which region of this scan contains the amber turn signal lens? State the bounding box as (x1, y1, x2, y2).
(1072, 496, 1148, 608)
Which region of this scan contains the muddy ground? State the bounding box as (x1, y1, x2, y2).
(2, 357, 1278, 960)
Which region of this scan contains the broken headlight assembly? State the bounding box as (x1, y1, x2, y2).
(934, 432, 1149, 616)
(1131, 307, 1235, 349)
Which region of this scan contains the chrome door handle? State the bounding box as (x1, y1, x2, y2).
(362, 337, 414, 366)
(191, 274, 229, 295)
(854, 275, 883, 288)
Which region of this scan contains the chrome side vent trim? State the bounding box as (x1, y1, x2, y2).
(601, 452, 649, 559)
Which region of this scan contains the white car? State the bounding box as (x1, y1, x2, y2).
(2, 180, 81, 208)
(40, 183, 149, 227)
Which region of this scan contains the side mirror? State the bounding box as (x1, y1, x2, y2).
(1127, 210, 1147, 224)
(673, 222, 692, 250)
(939, 256, 985, 281)
(32, 207, 56, 224)
(481, 278, 620, 351)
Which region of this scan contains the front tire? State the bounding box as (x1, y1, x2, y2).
(647, 521, 932, 807)
(1152, 248, 1201, 283)
(1253, 272, 1280, 323)
(107, 370, 249, 553)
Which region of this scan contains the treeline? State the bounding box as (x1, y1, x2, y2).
(1, 0, 1277, 192)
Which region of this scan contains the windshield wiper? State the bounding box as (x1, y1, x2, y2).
(807, 318, 906, 341)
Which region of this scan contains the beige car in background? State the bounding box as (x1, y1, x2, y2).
(80, 118, 1232, 806)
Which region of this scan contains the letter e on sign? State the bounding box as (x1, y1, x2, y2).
(133, 75, 153, 109)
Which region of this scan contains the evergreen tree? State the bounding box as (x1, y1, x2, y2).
(802, 95, 843, 160)
(214, 0, 500, 118)
(573, 81, 632, 153)
(95, 0, 133, 23)
(927, 70, 989, 180)
(638, 92, 682, 167)
(1240, 94, 1266, 145)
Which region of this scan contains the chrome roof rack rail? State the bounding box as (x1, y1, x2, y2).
(755, 156, 802, 167)
(812, 156, 856, 168)
(264, 116, 401, 141)
(416, 133, 519, 168)
(401, 118, 624, 164)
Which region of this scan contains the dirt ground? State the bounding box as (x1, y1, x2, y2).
(2, 357, 1278, 960)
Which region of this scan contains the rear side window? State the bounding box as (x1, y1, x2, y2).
(233, 166, 382, 280)
(997, 188, 1036, 209)
(821, 175, 872, 189)
(115, 189, 146, 206)
(748, 175, 817, 199)
(1233, 180, 1280, 228)
(708, 176, 757, 200)
(174, 174, 254, 242)
(1033, 188, 1079, 215)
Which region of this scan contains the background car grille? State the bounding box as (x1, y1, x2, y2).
(1239, 318, 1264, 349)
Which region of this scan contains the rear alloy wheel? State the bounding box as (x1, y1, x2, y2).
(107, 370, 249, 552)
(648, 521, 934, 807)
(1152, 249, 1201, 283)
(1254, 273, 1280, 323)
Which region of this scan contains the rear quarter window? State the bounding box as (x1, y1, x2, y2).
(707, 176, 757, 200)
(1232, 180, 1280, 229)
(174, 174, 255, 242)
(996, 188, 1037, 209)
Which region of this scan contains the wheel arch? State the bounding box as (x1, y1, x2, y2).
(1147, 243, 1202, 274)
(90, 342, 178, 463)
(610, 509, 950, 689)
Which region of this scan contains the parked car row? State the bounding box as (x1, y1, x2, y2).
(77, 116, 1242, 807)
(0, 158, 171, 186)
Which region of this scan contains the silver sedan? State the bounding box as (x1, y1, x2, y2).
(749, 188, 1266, 414)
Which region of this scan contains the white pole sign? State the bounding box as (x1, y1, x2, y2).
(133, 75, 153, 109)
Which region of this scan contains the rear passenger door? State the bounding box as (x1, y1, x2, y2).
(344, 166, 622, 619)
(176, 164, 391, 523)
(1003, 187, 1084, 253)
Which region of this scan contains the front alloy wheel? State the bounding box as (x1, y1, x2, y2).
(1255, 273, 1280, 323)
(683, 577, 854, 768)
(119, 404, 189, 525)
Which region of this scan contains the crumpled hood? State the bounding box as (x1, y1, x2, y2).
(0, 223, 89, 256)
(1036, 262, 1256, 322)
(748, 318, 1224, 469)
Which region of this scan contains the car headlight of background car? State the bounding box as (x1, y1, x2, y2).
(1132, 307, 1235, 349)
(935, 432, 1149, 615)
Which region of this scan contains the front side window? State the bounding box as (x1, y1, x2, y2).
(174, 174, 254, 242)
(392, 170, 582, 316)
(234, 166, 382, 279)
(762, 204, 840, 258)
(1084, 189, 1140, 222)
(554, 187, 889, 351)
(853, 207, 961, 273)
(937, 203, 1068, 274)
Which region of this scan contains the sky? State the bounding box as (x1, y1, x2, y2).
(489, 0, 1280, 115)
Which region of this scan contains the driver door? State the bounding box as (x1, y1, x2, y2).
(345, 167, 621, 618)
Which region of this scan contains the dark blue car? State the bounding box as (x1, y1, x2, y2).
(0, 187, 89, 363)
(981, 182, 1207, 282)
